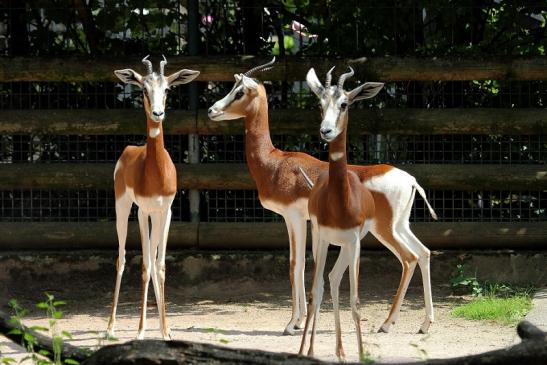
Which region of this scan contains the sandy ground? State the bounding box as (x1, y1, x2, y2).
(1, 276, 519, 364)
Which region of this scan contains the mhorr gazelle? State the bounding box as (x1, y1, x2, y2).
(107, 56, 200, 340)
(298, 68, 380, 360)
(207, 59, 437, 336)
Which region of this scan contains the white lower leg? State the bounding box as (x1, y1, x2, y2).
(329, 246, 349, 360)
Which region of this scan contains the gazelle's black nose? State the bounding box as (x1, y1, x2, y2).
(208, 107, 213, 114)
(320, 128, 332, 135)
(152, 111, 164, 117)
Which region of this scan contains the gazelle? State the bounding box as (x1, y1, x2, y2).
(298, 68, 380, 361)
(106, 56, 200, 340)
(208, 59, 436, 336)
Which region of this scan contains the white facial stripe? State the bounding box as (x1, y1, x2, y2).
(144, 74, 168, 119)
(149, 127, 160, 138)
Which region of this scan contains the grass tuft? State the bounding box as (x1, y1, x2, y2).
(452, 294, 532, 325)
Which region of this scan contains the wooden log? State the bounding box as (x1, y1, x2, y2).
(82, 322, 547, 365)
(0, 309, 90, 363)
(2, 56, 547, 82)
(2, 108, 547, 135)
(0, 163, 546, 191)
(0, 222, 545, 250)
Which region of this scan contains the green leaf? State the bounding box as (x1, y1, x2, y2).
(7, 329, 22, 335)
(61, 331, 73, 339)
(45, 292, 54, 301)
(30, 325, 49, 332)
(38, 349, 51, 356)
(53, 311, 64, 319)
(64, 359, 80, 365)
(219, 338, 230, 344)
(36, 302, 49, 309)
(53, 301, 66, 306)
(23, 332, 36, 343)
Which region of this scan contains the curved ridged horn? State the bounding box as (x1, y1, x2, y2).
(159, 54, 167, 75)
(142, 55, 153, 75)
(325, 66, 335, 88)
(244, 57, 276, 77)
(338, 66, 354, 89)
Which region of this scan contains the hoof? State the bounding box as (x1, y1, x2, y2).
(378, 324, 391, 333)
(136, 332, 145, 340)
(283, 327, 296, 336)
(105, 329, 115, 339)
(418, 320, 432, 334)
(162, 329, 173, 341)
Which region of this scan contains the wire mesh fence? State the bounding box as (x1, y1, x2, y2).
(0, 2, 546, 226)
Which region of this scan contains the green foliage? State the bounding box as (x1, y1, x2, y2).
(8, 1, 547, 58)
(449, 264, 483, 296)
(360, 351, 374, 364)
(452, 294, 532, 325)
(6, 295, 78, 365)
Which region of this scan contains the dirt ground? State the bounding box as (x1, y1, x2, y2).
(1, 274, 520, 364)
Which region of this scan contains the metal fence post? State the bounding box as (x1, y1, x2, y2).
(188, 0, 200, 226)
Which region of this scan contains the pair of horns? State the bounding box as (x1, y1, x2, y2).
(141, 55, 167, 75)
(325, 66, 354, 89)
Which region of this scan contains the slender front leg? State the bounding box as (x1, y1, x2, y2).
(284, 214, 308, 335)
(328, 245, 350, 361)
(156, 208, 172, 340)
(348, 238, 364, 358)
(107, 196, 131, 337)
(137, 209, 152, 340)
(299, 235, 328, 357)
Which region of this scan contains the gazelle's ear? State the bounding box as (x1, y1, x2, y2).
(348, 82, 384, 103)
(114, 69, 143, 87)
(306, 68, 324, 97)
(167, 69, 200, 87)
(234, 74, 242, 82)
(241, 75, 258, 90)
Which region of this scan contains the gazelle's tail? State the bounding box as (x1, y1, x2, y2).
(299, 167, 314, 189)
(414, 182, 438, 220)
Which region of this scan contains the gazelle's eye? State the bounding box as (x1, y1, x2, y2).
(340, 102, 348, 110)
(236, 90, 245, 99)
(165, 88, 169, 93)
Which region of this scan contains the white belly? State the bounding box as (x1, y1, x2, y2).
(135, 193, 175, 213)
(261, 197, 309, 219)
(312, 215, 374, 246)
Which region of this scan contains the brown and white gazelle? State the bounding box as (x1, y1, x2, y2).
(298, 68, 381, 360)
(208, 59, 436, 336)
(107, 56, 200, 340)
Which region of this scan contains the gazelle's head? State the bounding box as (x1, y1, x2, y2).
(114, 55, 200, 123)
(306, 66, 384, 142)
(208, 58, 275, 121)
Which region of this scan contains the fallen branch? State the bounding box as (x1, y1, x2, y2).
(0, 309, 91, 363)
(1, 310, 545, 365)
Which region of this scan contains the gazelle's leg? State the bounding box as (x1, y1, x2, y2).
(306, 237, 328, 357)
(348, 237, 364, 358)
(299, 228, 326, 356)
(106, 195, 132, 337)
(156, 208, 172, 340)
(284, 214, 308, 335)
(328, 245, 350, 361)
(399, 225, 434, 333)
(375, 228, 418, 333)
(136, 209, 152, 340)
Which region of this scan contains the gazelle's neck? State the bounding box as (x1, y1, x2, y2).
(244, 86, 275, 161)
(145, 117, 165, 160)
(328, 129, 349, 200)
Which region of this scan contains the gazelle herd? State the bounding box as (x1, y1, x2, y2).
(109, 56, 437, 360)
